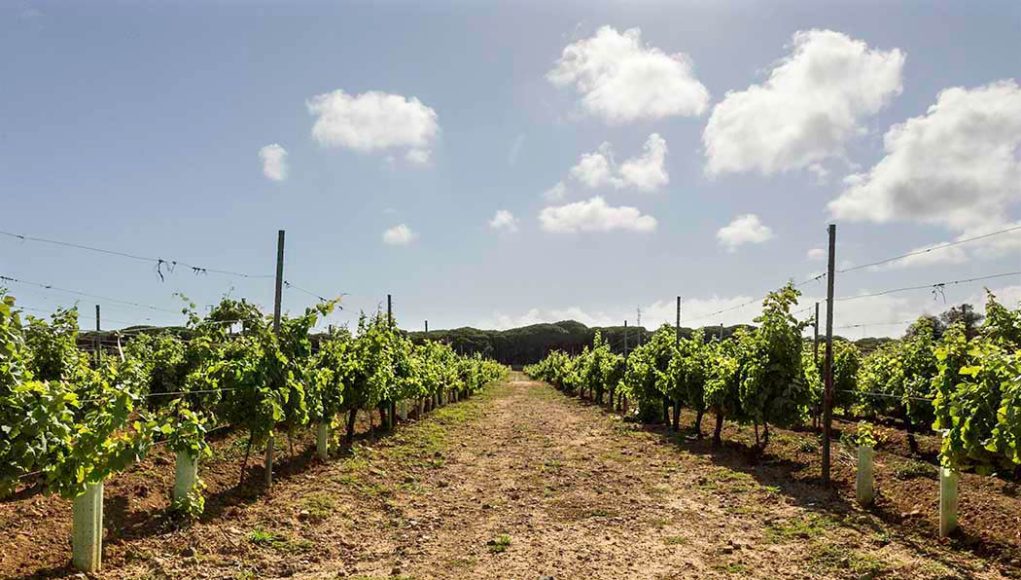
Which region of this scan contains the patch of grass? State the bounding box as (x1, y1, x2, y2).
(647, 516, 670, 529)
(663, 535, 689, 545)
(300, 493, 336, 521)
(447, 556, 477, 569)
(712, 562, 748, 574)
(646, 483, 671, 496)
(247, 528, 312, 553)
(487, 534, 512, 553)
(247, 528, 282, 546)
(766, 515, 837, 543)
(894, 460, 936, 480)
(799, 440, 819, 453)
(586, 507, 619, 519)
(807, 541, 886, 576)
(541, 459, 563, 473)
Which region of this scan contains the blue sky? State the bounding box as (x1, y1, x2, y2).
(2, 0, 1019, 337)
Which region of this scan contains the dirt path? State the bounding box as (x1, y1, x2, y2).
(8, 376, 1010, 579)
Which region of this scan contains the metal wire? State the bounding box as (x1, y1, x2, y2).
(835, 271, 1021, 302)
(0, 229, 273, 279)
(837, 224, 1021, 274)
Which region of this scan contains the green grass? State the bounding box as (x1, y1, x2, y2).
(807, 541, 886, 576)
(663, 535, 689, 545)
(894, 460, 936, 480)
(766, 514, 838, 543)
(247, 528, 312, 553)
(247, 528, 282, 546)
(300, 493, 336, 521)
(486, 534, 512, 553)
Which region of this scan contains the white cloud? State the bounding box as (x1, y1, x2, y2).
(561, 133, 669, 194)
(259, 144, 288, 181)
(548, 25, 709, 124)
(382, 224, 416, 245)
(543, 181, 568, 201)
(872, 222, 1021, 271)
(308, 90, 439, 165)
(404, 148, 431, 166)
(570, 143, 619, 188)
(488, 210, 519, 233)
(704, 29, 904, 176)
(829, 80, 1021, 232)
(807, 248, 826, 261)
(716, 214, 774, 251)
(618, 133, 669, 191)
(539, 196, 657, 234)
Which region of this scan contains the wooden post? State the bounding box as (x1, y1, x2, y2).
(72, 482, 103, 572)
(267, 229, 285, 489)
(675, 296, 681, 345)
(387, 294, 393, 328)
(939, 467, 958, 536)
(623, 320, 628, 358)
(174, 451, 199, 503)
(822, 224, 836, 484)
(425, 320, 428, 335)
(856, 446, 875, 506)
(94, 305, 101, 365)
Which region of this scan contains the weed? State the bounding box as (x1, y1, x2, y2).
(766, 515, 837, 543)
(247, 528, 281, 546)
(663, 535, 688, 545)
(487, 534, 512, 553)
(894, 461, 935, 480)
(247, 528, 312, 553)
(301, 493, 336, 521)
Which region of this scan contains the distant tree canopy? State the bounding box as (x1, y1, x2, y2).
(407, 321, 754, 367)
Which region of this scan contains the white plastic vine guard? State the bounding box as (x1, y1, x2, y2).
(855, 445, 875, 506)
(939, 467, 958, 537)
(174, 451, 198, 503)
(72, 481, 103, 572)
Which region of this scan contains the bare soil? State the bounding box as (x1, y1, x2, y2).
(2, 375, 1018, 579)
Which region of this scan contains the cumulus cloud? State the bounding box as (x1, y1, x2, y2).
(488, 210, 519, 233)
(618, 134, 669, 191)
(308, 90, 438, 165)
(807, 248, 826, 261)
(716, 214, 774, 251)
(557, 134, 669, 196)
(829, 80, 1021, 232)
(704, 29, 904, 176)
(382, 224, 416, 245)
(259, 144, 288, 181)
(570, 143, 618, 188)
(539, 196, 657, 234)
(548, 26, 709, 124)
(543, 182, 568, 201)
